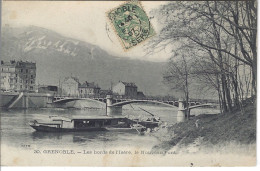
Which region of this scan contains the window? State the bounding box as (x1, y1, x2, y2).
(31, 80, 33, 84)
(16, 79, 17, 83)
(26, 69, 28, 73)
(20, 85, 22, 89)
(16, 74, 18, 77)
(31, 75, 33, 78)
(20, 80, 22, 83)
(1, 68, 3, 72)
(30, 86, 33, 90)
(26, 75, 28, 78)
(26, 80, 28, 84)
(21, 69, 23, 73)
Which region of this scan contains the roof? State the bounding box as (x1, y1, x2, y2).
(120, 81, 137, 88)
(137, 91, 145, 95)
(79, 81, 100, 89)
(1, 60, 36, 68)
(72, 116, 126, 120)
(50, 115, 126, 120)
(63, 76, 80, 84)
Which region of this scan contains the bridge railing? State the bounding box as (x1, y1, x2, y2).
(53, 94, 219, 104)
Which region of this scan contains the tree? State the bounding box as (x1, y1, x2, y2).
(163, 47, 198, 117)
(149, 0, 256, 113)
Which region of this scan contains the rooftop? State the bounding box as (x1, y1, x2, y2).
(120, 81, 137, 88)
(63, 76, 80, 84)
(48, 115, 126, 121)
(1, 60, 36, 68)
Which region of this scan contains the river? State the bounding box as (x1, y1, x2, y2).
(0, 104, 219, 150)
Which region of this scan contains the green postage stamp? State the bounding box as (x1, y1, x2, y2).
(107, 1, 155, 50)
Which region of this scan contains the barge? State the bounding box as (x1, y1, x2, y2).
(29, 116, 147, 133)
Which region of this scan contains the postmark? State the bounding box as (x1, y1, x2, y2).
(107, 1, 155, 50)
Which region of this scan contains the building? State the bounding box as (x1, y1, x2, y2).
(38, 85, 58, 95)
(112, 81, 138, 98)
(61, 77, 80, 97)
(137, 91, 145, 99)
(78, 81, 100, 97)
(99, 90, 113, 98)
(0, 60, 36, 92)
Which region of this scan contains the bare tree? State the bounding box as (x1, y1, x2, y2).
(163, 48, 198, 117)
(149, 0, 256, 113)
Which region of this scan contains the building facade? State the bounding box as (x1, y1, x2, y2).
(0, 60, 36, 92)
(112, 81, 138, 98)
(78, 81, 100, 97)
(61, 77, 80, 97)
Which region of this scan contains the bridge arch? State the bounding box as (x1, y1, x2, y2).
(187, 104, 217, 110)
(110, 100, 178, 108)
(51, 97, 105, 106)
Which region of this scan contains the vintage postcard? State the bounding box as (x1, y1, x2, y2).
(0, 0, 257, 167)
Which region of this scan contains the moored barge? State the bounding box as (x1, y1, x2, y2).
(29, 116, 147, 133)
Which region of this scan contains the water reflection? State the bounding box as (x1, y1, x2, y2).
(30, 131, 117, 143)
(31, 131, 64, 141)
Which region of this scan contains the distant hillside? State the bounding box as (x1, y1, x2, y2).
(1, 26, 170, 96)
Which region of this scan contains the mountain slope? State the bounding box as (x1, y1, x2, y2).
(1, 26, 169, 96)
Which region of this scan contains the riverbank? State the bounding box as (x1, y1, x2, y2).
(152, 100, 256, 155)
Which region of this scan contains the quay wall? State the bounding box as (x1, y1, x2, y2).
(0, 92, 53, 108)
(0, 92, 106, 109)
(0, 93, 15, 107)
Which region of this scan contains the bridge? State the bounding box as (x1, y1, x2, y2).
(51, 95, 218, 121)
(52, 96, 204, 107)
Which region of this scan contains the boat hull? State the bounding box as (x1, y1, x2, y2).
(30, 125, 145, 133)
(105, 127, 144, 132)
(30, 125, 106, 132)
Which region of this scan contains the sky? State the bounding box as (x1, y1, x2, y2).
(2, 1, 172, 62)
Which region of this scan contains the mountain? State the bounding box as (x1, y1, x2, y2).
(1, 26, 169, 96)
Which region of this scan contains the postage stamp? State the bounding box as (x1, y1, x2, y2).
(107, 1, 155, 50)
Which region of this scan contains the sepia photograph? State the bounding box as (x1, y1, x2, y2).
(0, 0, 257, 166)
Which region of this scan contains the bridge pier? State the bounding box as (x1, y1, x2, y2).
(177, 99, 187, 122)
(106, 95, 122, 116)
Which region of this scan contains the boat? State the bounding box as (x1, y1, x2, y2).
(105, 123, 146, 133)
(129, 117, 161, 129)
(127, 107, 163, 130)
(29, 115, 146, 133)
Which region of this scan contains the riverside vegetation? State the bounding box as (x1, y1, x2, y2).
(152, 97, 256, 154)
(147, 1, 257, 155)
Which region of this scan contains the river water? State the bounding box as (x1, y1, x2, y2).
(1, 104, 219, 150)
